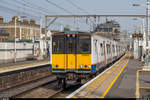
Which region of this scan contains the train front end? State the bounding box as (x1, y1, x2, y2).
(50, 32, 94, 81)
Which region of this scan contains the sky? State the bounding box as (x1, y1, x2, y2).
(0, 0, 147, 33)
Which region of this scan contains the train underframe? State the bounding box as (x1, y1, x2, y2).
(55, 72, 93, 89)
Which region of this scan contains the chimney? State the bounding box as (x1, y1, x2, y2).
(30, 19, 35, 25)
(12, 16, 18, 22)
(23, 19, 28, 24)
(0, 16, 3, 23)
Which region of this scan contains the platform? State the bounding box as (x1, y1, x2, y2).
(66, 51, 145, 98)
(0, 59, 50, 73)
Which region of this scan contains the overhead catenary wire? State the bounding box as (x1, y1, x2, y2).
(0, 4, 37, 18)
(66, 0, 96, 31)
(0, 0, 41, 19)
(13, 0, 46, 16)
(21, 0, 57, 14)
(66, 0, 89, 14)
(45, 0, 74, 15)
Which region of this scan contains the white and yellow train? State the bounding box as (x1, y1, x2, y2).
(50, 31, 126, 88)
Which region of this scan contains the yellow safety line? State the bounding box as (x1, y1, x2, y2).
(136, 70, 140, 98)
(81, 57, 126, 98)
(100, 55, 130, 98)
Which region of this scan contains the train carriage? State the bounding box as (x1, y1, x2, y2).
(50, 31, 126, 88)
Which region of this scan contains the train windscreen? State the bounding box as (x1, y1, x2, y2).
(52, 34, 91, 54)
(52, 35, 65, 54)
(78, 35, 91, 54)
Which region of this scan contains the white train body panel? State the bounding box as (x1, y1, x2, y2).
(91, 34, 126, 71)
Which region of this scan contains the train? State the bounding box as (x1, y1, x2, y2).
(50, 31, 126, 88)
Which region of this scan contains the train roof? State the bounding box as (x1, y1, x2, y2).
(52, 31, 92, 35)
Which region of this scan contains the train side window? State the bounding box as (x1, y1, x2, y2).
(112, 45, 115, 53)
(95, 41, 97, 53)
(100, 43, 104, 56)
(116, 45, 117, 52)
(106, 44, 110, 54)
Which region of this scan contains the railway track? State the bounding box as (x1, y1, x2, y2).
(14, 80, 83, 98)
(0, 74, 57, 98)
(0, 54, 125, 98)
(15, 79, 63, 98)
(14, 55, 124, 98)
(0, 64, 57, 98)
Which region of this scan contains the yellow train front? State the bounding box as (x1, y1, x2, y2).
(50, 31, 92, 88)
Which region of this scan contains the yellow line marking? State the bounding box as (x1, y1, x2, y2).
(84, 56, 129, 98)
(100, 55, 130, 98)
(72, 96, 77, 98)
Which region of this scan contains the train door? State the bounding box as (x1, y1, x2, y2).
(65, 35, 77, 70)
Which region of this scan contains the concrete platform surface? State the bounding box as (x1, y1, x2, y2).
(106, 56, 143, 98)
(67, 51, 145, 98)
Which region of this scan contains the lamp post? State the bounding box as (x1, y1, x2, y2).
(146, 0, 150, 66)
(14, 16, 27, 63)
(133, 0, 150, 66)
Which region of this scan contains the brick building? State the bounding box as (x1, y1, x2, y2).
(0, 32, 9, 42)
(0, 16, 41, 41)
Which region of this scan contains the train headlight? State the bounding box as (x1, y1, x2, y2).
(80, 65, 83, 68)
(88, 65, 91, 68)
(53, 65, 55, 68)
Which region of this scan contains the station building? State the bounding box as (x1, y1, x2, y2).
(0, 16, 41, 42)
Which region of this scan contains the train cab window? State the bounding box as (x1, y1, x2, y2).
(66, 35, 76, 54)
(52, 35, 64, 54)
(78, 35, 91, 54)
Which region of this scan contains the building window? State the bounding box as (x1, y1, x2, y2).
(0, 28, 6, 33)
(22, 29, 24, 39)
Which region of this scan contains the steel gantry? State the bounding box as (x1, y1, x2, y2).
(44, 14, 149, 57)
(45, 14, 149, 35)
